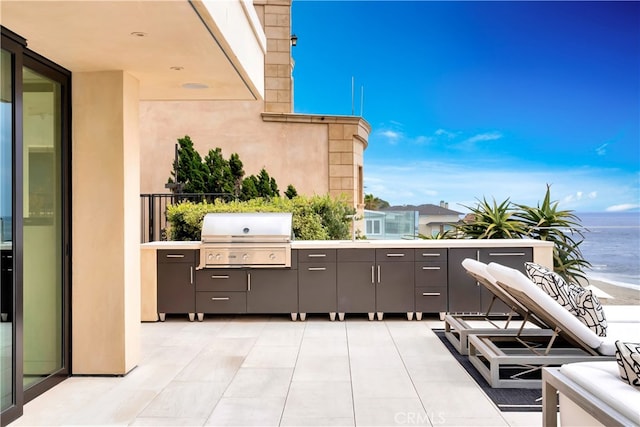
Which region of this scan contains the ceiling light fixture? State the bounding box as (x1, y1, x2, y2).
(130, 32, 147, 37)
(170, 66, 184, 71)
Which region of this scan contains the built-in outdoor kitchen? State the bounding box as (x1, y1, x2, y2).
(140, 212, 554, 322)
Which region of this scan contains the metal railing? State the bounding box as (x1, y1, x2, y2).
(140, 193, 233, 243)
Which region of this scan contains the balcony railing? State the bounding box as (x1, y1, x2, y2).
(140, 193, 233, 243)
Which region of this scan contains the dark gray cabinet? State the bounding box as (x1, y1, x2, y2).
(375, 249, 414, 318)
(195, 268, 247, 317)
(337, 249, 376, 317)
(414, 249, 448, 317)
(336, 248, 414, 320)
(448, 247, 533, 313)
(157, 249, 197, 321)
(1, 250, 12, 322)
(298, 249, 337, 320)
(247, 269, 298, 315)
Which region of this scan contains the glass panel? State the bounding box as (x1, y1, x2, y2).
(22, 66, 62, 389)
(0, 48, 14, 411)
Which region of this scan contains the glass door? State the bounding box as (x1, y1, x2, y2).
(0, 47, 14, 415)
(21, 64, 64, 391)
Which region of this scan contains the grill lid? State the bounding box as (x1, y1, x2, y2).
(201, 212, 293, 243)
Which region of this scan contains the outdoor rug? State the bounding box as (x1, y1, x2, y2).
(433, 329, 553, 412)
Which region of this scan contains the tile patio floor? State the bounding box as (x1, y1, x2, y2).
(9, 313, 546, 427)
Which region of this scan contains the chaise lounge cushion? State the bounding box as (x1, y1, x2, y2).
(615, 341, 640, 388)
(525, 262, 607, 337)
(559, 361, 640, 425)
(487, 262, 606, 353)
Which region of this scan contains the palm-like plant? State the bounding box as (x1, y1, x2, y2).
(513, 184, 590, 283)
(454, 197, 527, 239)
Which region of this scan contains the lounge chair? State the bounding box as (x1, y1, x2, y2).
(542, 362, 640, 426)
(444, 258, 550, 355)
(466, 262, 618, 388)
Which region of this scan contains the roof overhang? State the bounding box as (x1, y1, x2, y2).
(1, 0, 266, 101)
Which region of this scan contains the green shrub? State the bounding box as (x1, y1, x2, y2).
(165, 195, 355, 241)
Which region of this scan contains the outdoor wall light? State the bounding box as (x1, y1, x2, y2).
(290, 34, 298, 46)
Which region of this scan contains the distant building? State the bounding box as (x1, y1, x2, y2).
(363, 210, 418, 240)
(384, 202, 463, 237)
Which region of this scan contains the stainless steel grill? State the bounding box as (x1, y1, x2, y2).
(198, 212, 293, 269)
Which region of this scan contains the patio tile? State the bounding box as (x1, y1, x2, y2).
(242, 345, 300, 368)
(282, 381, 353, 419)
(223, 367, 293, 397)
(353, 397, 430, 426)
(205, 396, 286, 426)
(350, 366, 418, 399)
(138, 381, 226, 419)
(414, 380, 503, 419)
(292, 355, 351, 382)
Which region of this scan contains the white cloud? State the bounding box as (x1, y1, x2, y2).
(434, 129, 456, 139)
(606, 203, 640, 212)
(377, 129, 402, 144)
(596, 143, 608, 156)
(462, 132, 503, 145)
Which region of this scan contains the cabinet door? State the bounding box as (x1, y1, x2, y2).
(447, 248, 482, 313)
(376, 261, 414, 313)
(479, 248, 532, 313)
(247, 269, 298, 313)
(337, 262, 375, 313)
(298, 262, 337, 313)
(157, 261, 195, 314)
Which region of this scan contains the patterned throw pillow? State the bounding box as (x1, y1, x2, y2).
(615, 341, 640, 388)
(524, 262, 607, 336)
(525, 262, 574, 309)
(567, 286, 607, 337)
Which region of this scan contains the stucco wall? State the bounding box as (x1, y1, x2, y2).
(139, 100, 330, 196)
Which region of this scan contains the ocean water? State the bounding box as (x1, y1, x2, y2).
(575, 212, 640, 290)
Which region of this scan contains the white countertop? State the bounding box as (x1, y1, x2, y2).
(142, 239, 553, 250)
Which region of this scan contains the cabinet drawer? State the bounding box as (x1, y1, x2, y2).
(376, 248, 414, 262)
(415, 286, 447, 312)
(158, 249, 196, 263)
(196, 292, 246, 313)
(414, 249, 447, 261)
(415, 262, 448, 286)
(337, 249, 375, 263)
(196, 269, 247, 291)
(298, 249, 336, 263)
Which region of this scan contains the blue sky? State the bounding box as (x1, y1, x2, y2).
(291, 1, 640, 213)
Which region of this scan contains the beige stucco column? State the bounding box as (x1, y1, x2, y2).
(71, 71, 140, 375)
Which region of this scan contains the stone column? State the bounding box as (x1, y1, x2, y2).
(71, 71, 140, 375)
(262, 0, 294, 113)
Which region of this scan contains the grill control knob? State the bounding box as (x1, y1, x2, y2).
(269, 253, 276, 260)
(242, 254, 249, 261)
(208, 253, 213, 260)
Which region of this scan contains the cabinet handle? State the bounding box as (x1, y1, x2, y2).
(307, 253, 327, 258)
(190, 266, 193, 285)
(247, 272, 251, 292)
(422, 253, 440, 257)
(422, 292, 441, 296)
(211, 275, 230, 279)
(308, 267, 326, 271)
(422, 266, 441, 270)
(488, 252, 526, 257)
(386, 253, 405, 257)
(371, 265, 375, 284)
(211, 297, 230, 301)
(165, 254, 185, 258)
(377, 265, 381, 283)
